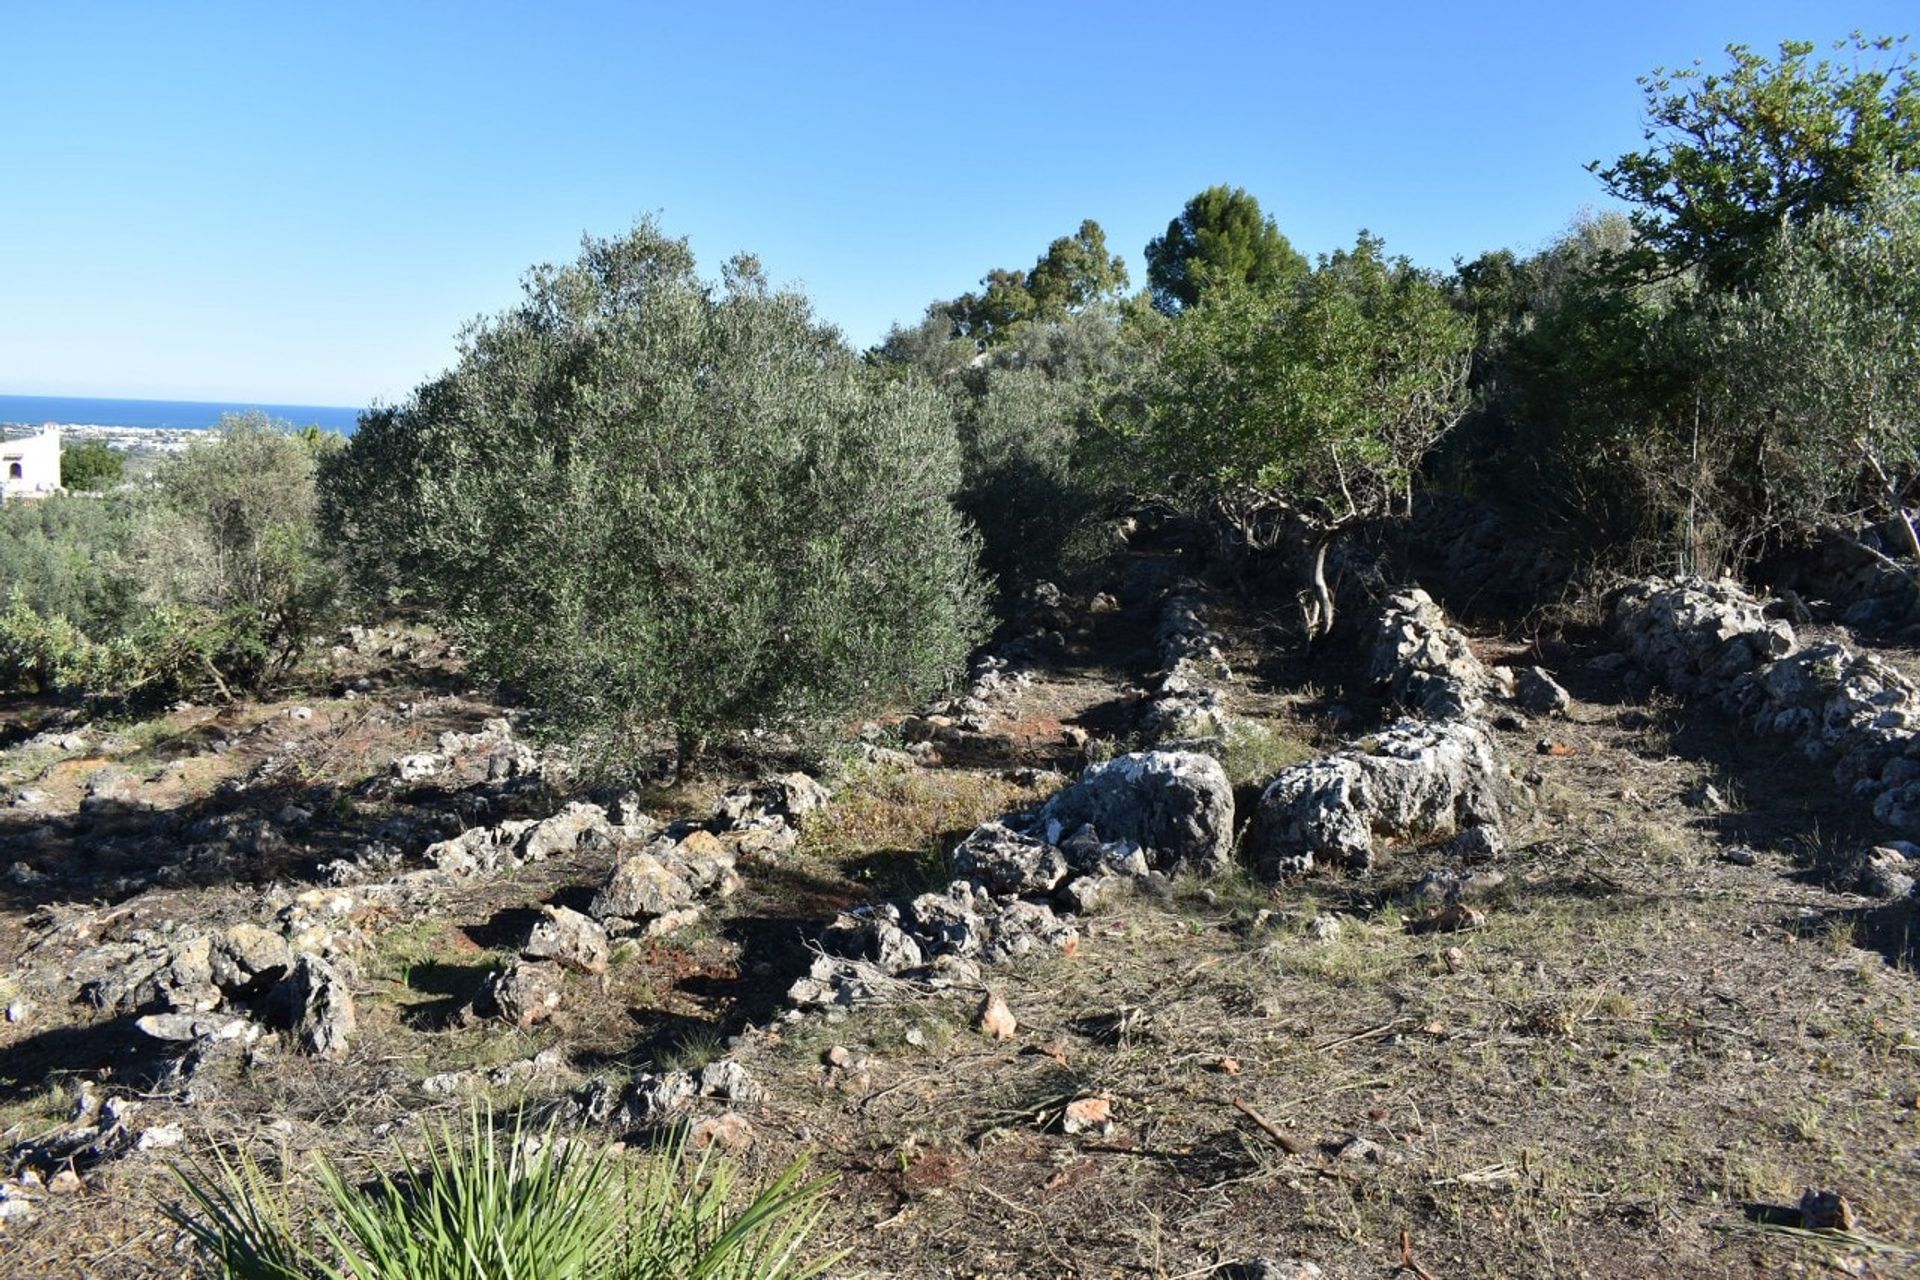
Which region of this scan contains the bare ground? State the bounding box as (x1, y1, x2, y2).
(2, 584, 1918, 1279)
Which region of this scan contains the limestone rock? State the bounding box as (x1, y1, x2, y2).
(390, 752, 446, 783)
(977, 991, 1017, 1040)
(1611, 576, 1796, 694)
(1512, 666, 1571, 715)
(487, 959, 563, 1028)
(1370, 588, 1492, 719)
(1039, 751, 1234, 873)
(623, 1071, 695, 1124)
(518, 802, 613, 862)
(524, 906, 610, 974)
(591, 851, 695, 920)
(952, 822, 1069, 896)
(1251, 718, 1509, 875)
(697, 1059, 763, 1104)
(285, 955, 355, 1059)
(209, 923, 292, 1000)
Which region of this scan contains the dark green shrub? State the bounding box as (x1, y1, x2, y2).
(59, 439, 124, 490)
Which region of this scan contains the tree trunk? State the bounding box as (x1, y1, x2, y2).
(1302, 538, 1334, 640)
(674, 729, 705, 782)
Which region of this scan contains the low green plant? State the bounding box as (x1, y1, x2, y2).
(172, 1108, 836, 1280)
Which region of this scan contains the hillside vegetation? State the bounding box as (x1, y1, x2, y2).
(1, 36, 1918, 1280)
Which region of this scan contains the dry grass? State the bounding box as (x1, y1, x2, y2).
(6, 596, 1920, 1278)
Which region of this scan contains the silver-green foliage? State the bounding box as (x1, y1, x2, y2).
(1687, 169, 1920, 561)
(323, 221, 988, 770)
(173, 1110, 836, 1280)
(0, 413, 339, 699)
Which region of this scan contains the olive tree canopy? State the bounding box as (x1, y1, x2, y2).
(323, 221, 988, 773)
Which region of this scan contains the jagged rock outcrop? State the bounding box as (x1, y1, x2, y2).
(285, 955, 355, 1060)
(1250, 718, 1510, 876)
(1611, 576, 1797, 694)
(1614, 576, 1920, 842)
(1369, 589, 1500, 719)
(1038, 751, 1234, 873)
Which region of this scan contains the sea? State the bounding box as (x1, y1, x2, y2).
(0, 394, 361, 434)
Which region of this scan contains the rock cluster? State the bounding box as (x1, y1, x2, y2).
(1611, 576, 1796, 695)
(1250, 719, 1510, 875)
(901, 655, 1037, 757)
(790, 750, 1234, 1011)
(1252, 589, 1516, 875)
(1613, 576, 1920, 855)
(1368, 588, 1500, 719)
(65, 913, 358, 1096)
(1140, 586, 1233, 743)
(2, 1089, 181, 1223)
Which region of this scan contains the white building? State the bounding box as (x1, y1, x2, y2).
(1, 426, 61, 499)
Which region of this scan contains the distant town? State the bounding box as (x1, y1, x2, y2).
(0, 420, 205, 453)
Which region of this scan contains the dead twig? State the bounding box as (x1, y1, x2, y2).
(1314, 1018, 1410, 1052)
(1400, 1229, 1439, 1280)
(1229, 1097, 1305, 1155)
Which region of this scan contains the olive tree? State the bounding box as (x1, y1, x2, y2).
(322, 221, 987, 775)
(1686, 169, 1920, 569)
(1138, 234, 1472, 634)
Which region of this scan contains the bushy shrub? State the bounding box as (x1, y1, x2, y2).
(173, 1109, 836, 1280)
(138, 412, 343, 691)
(0, 488, 144, 634)
(322, 222, 988, 774)
(1137, 234, 1472, 631)
(59, 439, 125, 490)
(950, 309, 1136, 590)
(0, 414, 339, 703)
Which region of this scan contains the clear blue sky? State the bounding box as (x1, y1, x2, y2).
(2, 3, 1910, 407)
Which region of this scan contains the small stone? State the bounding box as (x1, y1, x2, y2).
(687, 1112, 755, 1154)
(1798, 1188, 1856, 1231)
(977, 991, 1017, 1041)
(487, 959, 563, 1028)
(1723, 846, 1759, 866)
(390, 752, 446, 782)
(1230, 1259, 1324, 1280)
(47, 1169, 82, 1195)
(1307, 913, 1342, 942)
(1441, 946, 1468, 973)
(1512, 666, 1571, 715)
(697, 1059, 763, 1104)
(823, 1045, 853, 1069)
(1685, 782, 1729, 813)
(1331, 1133, 1382, 1162)
(137, 1124, 185, 1151)
(1411, 904, 1485, 934)
(1061, 1096, 1113, 1136)
(5, 1002, 27, 1024)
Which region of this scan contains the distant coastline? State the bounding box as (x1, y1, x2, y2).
(0, 393, 361, 434)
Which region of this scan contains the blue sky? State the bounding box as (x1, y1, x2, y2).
(2, 3, 1911, 406)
